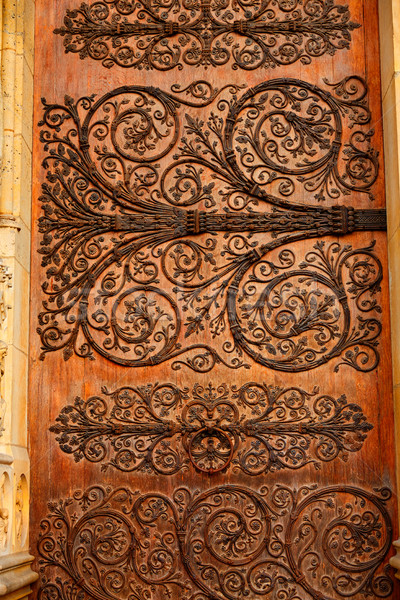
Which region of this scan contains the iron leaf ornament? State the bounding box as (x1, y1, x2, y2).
(37, 77, 385, 372)
(50, 381, 373, 475)
(37, 483, 393, 600)
(54, 0, 360, 70)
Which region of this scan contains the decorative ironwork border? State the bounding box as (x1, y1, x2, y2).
(54, 0, 360, 70)
(37, 483, 394, 600)
(50, 381, 372, 475)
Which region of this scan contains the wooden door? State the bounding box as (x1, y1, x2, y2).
(29, 1, 399, 599)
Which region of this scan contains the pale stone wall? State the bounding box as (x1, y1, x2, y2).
(0, 0, 38, 597)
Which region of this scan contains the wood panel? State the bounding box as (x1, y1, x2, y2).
(29, 1, 399, 599)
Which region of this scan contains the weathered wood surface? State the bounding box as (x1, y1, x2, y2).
(29, 1, 399, 599)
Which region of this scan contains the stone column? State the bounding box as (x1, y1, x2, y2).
(0, 0, 38, 597)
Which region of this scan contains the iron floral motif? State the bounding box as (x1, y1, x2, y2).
(37, 483, 393, 600)
(50, 382, 372, 475)
(38, 77, 385, 372)
(55, 0, 360, 71)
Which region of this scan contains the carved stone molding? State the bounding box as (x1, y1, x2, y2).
(0, 552, 38, 598)
(54, 0, 360, 71)
(0, 0, 36, 594)
(0, 261, 11, 440)
(390, 540, 400, 580)
(0, 474, 10, 556)
(0, 455, 38, 598)
(14, 476, 27, 549)
(51, 381, 372, 475)
(37, 483, 394, 600)
(37, 77, 385, 372)
(0, 265, 11, 332)
(0, 218, 20, 232)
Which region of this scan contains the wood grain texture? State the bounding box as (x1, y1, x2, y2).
(29, 1, 399, 599)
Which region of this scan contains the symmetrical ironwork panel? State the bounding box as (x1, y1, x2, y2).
(50, 382, 372, 474)
(55, 0, 360, 70)
(38, 77, 384, 372)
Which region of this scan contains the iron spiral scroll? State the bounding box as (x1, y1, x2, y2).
(37, 484, 394, 600)
(54, 0, 360, 70)
(50, 381, 373, 475)
(34, 5, 397, 600)
(37, 76, 385, 373)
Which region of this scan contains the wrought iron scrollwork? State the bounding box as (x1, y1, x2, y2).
(55, 0, 360, 71)
(50, 381, 372, 475)
(37, 77, 385, 372)
(37, 483, 393, 600)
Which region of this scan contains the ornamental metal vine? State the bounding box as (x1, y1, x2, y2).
(37, 77, 385, 372)
(37, 483, 393, 600)
(50, 381, 372, 475)
(55, 0, 360, 70)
